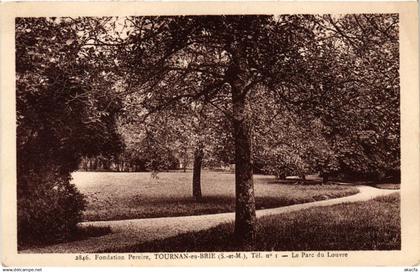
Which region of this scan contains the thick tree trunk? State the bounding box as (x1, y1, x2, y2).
(226, 45, 257, 249)
(232, 91, 256, 250)
(192, 146, 204, 201)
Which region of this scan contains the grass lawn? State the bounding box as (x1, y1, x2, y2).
(105, 193, 400, 252)
(72, 171, 359, 221)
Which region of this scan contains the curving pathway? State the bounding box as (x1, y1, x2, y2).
(21, 185, 398, 253)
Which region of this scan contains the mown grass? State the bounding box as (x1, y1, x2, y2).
(104, 193, 400, 252)
(72, 171, 359, 221)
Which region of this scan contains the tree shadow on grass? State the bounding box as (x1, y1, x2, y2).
(130, 195, 304, 212)
(83, 185, 358, 222)
(103, 194, 400, 253)
(72, 225, 112, 240)
(18, 225, 112, 251)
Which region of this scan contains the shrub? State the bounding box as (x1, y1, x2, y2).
(17, 170, 86, 246)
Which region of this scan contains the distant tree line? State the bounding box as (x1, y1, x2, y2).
(78, 154, 179, 172)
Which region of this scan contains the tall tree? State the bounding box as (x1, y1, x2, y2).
(121, 94, 229, 200)
(81, 14, 399, 248)
(114, 15, 328, 248)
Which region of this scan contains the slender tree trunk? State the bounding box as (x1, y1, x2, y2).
(232, 89, 256, 250)
(376, 171, 385, 183)
(103, 159, 110, 170)
(322, 172, 329, 184)
(278, 173, 286, 181)
(80, 157, 86, 171)
(192, 146, 204, 201)
(182, 155, 187, 172)
(92, 158, 98, 170)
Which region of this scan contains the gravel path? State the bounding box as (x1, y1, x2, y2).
(21, 185, 398, 253)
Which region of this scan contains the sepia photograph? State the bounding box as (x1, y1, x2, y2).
(1, 1, 419, 267)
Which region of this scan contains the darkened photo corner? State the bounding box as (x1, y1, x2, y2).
(15, 15, 400, 254)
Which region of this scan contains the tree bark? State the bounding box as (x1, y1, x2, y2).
(92, 158, 98, 170)
(322, 172, 329, 184)
(192, 146, 204, 201)
(232, 90, 256, 250)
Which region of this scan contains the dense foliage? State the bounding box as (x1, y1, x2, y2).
(16, 18, 123, 244)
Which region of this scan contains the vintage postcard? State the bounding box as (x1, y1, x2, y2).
(1, 1, 419, 267)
